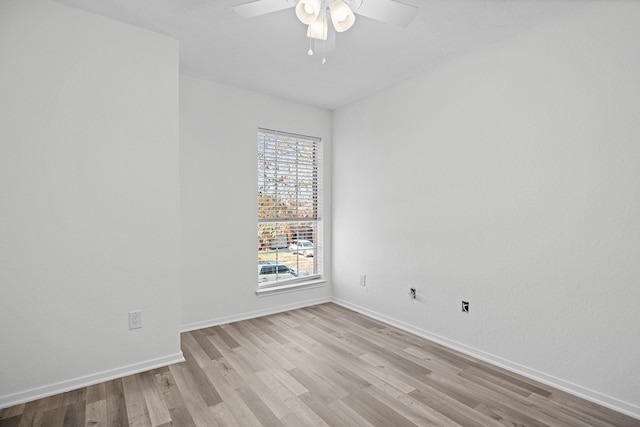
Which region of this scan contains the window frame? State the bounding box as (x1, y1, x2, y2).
(257, 128, 323, 291)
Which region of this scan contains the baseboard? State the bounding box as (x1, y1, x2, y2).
(331, 297, 640, 421)
(180, 296, 332, 332)
(0, 352, 185, 410)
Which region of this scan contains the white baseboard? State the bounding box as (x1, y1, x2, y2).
(180, 296, 332, 333)
(332, 297, 640, 421)
(0, 352, 185, 410)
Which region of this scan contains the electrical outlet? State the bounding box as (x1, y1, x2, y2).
(359, 274, 366, 287)
(461, 301, 469, 313)
(129, 311, 142, 329)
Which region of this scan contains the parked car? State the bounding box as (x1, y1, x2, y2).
(289, 267, 309, 277)
(289, 240, 314, 257)
(258, 263, 295, 283)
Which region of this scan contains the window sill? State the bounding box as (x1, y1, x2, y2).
(255, 279, 327, 297)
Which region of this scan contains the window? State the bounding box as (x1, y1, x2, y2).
(257, 129, 322, 287)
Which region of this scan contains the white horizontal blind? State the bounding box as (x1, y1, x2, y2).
(258, 129, 322, 287)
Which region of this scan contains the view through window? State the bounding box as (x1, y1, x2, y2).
(257, 129, 321, 286)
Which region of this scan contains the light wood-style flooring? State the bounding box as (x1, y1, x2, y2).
(1, 303, 638, 426)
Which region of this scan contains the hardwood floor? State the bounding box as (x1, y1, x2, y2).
(1, 303, 638, 426)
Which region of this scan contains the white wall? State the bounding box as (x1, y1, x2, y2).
(180, 75, 332, 330)
(0, 0, 181, 406)
(332, 1, 640, 417)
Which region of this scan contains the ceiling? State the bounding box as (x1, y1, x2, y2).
(54, 0, 587, 110)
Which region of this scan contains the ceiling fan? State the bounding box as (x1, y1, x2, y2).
(233, 0, 419, 58)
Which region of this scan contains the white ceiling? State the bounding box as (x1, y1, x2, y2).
(54, 0, 588, 110)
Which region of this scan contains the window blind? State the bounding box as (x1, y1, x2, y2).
(257, 129, 322, 286)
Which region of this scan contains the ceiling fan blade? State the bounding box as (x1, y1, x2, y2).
(233, 0, 295, 18)
(354, 0, 418, 28)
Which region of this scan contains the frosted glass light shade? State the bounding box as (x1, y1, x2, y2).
(296, 0, 321, 25)
(307, 14, 328, 40)
(330, 0, 355, 32)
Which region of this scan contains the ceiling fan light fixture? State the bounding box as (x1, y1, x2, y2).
(330, 0, 355, 32)
(307, 14, 328, 40)
(232, 0, 419, 61)
(296, 0, 321, 25)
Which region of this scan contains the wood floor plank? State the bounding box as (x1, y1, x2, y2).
(86, 383, 106, 405)
(279, 407, 326, 427)
(364, 382, 459, 427)
(408, 387, 502, 427)
(191, 329, 224, 360)
(253, 371, 326, 427)
(403, 345, 470, 379)
(64, 388, 85, 407)
(326, 399, 376, 427)
(105, 379, 129, 427)
(121, 375, 152, 427)
(42, 394, 65, 414)
(467, 364, 553, 398)
(138, 371, 172, 426)
(40, 406, 65, 427)
(62, 401, 85, 427)
(547, 388, 640, 427)
(358, 352, 417, 394)
(247, 318, 289, 346)
(341, 388, 417, 427)
(2, 303, 637, 427)
(85, 399, 107, 427)
(225, 363, 293, 423)
(186, 404, 223, 427)
(229, 321, 275, 351)
(420, 372, 484, 409)
(236, 387, 284, 427)
(345, 332, 432, 378)
(270, 312, 301, 329)
(0, 404, 25, 420)
(199, 360, 261, 427)
(181, 332, 214, 368)
(475, 402, 549, 427)
(154, 370, 187, 412)
(266, 368, 309, 396)
(528, 393, 629, 427)
(390, 386, 463, 427)
(169, 363, 210, 411)
(435, 367, 580, 427)
(16, 409, 40, 427)
(341, 312, 386, 330)
(209, 402, 242, 427)
(182, 350, 223, 407)
(243, 319, 277, 346)
(288, 367, 343, 404)
(205, 358, 246, 391)
(298, 391, 355, 427)
(216, 325, 242, 349)
(167, 405, 197, 427)
(459, 366, 534, 398)
(0, 415, 21, 427)
(288, 333, 401, 396)
(255, 341, 297, 372)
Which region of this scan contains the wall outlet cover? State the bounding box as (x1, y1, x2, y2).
(128, 311, 142, 329)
